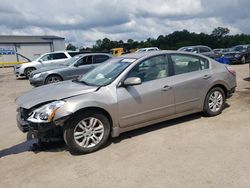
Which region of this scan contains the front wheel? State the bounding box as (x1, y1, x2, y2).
(203, 87, 225, 116)
(63, 112, 111, 154)
(45, 75, 62, 84)
(25, 67, 36, 78)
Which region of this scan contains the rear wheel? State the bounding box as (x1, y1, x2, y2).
(45, 75, 62, 84)
(24, 67, 36, 78)
(63, 112, 110, 154)
(203, 87, 225, 116)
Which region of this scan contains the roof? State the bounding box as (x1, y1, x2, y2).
(119, 50, 210, 59)
(119, 50, 174, 59)
(0, 35, 64, 44)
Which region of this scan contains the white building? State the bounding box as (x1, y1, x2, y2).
(0, 35, 65, 63)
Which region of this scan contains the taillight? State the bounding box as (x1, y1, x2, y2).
(226, 66, 236, 76)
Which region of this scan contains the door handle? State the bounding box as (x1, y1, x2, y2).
(203, 75, 211, 79)
(162, 85, 172, 91)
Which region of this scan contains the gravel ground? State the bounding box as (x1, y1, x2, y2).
(0, 65, 250, 188)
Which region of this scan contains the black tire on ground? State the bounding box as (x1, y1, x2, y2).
(203, 87, 225, 117)
(63, 111, 111, 154)
(45, 75, 62, 84)
(24, 67, 36, 78)
(27, 131, 35, 140)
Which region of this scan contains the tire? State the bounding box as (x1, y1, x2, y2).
(24, 67, 36, 78)
(203, 87, 225, 117)
(241, 56, 246, 64)
(27, 131, 35, 140)
(45, 75, 62, 84)
(63, 111, 111, 154)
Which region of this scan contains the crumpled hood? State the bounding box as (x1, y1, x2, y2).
(16, 80, 98, 109)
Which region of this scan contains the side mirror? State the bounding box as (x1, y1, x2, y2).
(123, 77, 142, 87)
(74, 63, 79, 67)
(38, 59, 43, 63)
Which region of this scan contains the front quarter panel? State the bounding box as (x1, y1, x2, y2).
(54, 85, 119, 127)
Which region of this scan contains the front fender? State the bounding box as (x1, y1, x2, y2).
(54, 87, 119, 128)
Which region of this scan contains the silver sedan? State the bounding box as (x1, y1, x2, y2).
(16, 51, 236, 154)
(29, 53, 112, 87)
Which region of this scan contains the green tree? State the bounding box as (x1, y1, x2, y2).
(66, 43, 77, 51)
(212, 27, 230, 38)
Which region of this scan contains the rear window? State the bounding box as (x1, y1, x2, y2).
(93, 55, 110, 64)
(52, 53, 67, 59)
(170, 54, 209, 75)
(200, 47, 211, 53)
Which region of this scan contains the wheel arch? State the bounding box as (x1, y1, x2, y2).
(208, 84, 227, 97)
(66, 106, 113, 130)
(24, 66, 36, 73)
(45, 74, 63, 83)
(202, 83, 228, 109)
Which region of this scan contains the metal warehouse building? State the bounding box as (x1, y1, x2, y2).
(0, 35, 65, 64)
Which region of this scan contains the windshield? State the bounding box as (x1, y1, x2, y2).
(230, 45, 247, 52)
(78, 58, 134, 86)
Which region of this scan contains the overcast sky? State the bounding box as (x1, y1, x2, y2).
(0, 0, 249, 47)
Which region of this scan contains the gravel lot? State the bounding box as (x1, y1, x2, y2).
(0, 65, 250, 188)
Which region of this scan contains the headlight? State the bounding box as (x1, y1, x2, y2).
(27, 101, 65, 123)
(33, 73, 42, 79)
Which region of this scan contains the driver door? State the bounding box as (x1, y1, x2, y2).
(66, 55, 94, 80)
(117, 55, 175, 128)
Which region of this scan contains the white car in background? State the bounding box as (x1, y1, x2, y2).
(136, 47, 160, 52)
(14, 51, 83, 78)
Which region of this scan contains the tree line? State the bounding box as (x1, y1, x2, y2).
(66, 27, 250, 52)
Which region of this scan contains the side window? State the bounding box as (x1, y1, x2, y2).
(52, 53, 67, 60)
(77, 56, 93, 66)
(200, 47, 211, 53)
(171, 54, 209, 75)
(127, 55, 168, 82)
(192, 48, 199, 53)
(93, 55, 110, 64)
(40, 54, 52, 61)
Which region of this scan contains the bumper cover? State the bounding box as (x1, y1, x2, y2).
(227, 87, 236, 98)
(29, 78, 44, 87)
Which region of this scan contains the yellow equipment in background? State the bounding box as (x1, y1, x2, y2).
(110, 48, 124, 56)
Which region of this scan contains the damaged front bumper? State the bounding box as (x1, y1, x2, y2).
(16, 109, 69, 140)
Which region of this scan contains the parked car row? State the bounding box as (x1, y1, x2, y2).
(177, 44, 250, 65)
(14, 51, 83, 78)
(16, 50, 236, 154)
(29, 53, 112, 87)
(221, 45, 250, 64)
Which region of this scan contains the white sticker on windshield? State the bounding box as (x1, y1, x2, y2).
(121, 58, 136, 63)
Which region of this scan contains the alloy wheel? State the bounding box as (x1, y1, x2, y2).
(73, 117, 104, 148)
(208, 91, 223, 112)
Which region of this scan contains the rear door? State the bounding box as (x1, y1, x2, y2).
(169, 54, 212, 113)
